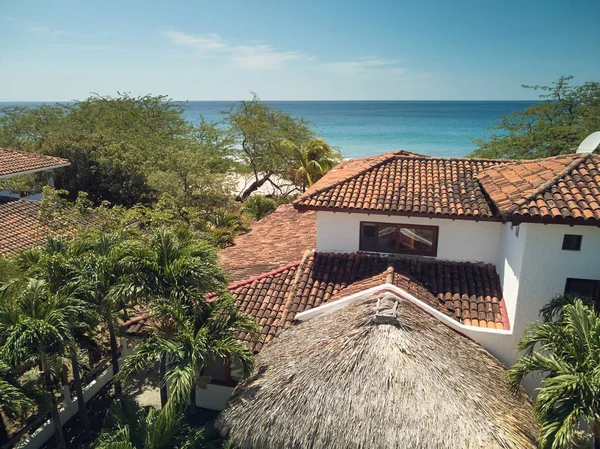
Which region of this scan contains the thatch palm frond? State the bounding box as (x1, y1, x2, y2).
(219, 293, 537, 449)
(508, 299, 600, 448)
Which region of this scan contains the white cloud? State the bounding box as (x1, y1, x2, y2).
(325, 57, 409, 77)
(165, 31, 306, 70)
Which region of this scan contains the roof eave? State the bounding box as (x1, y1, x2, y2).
(294, 204, 504, 223)
(0, 162, 71, 179)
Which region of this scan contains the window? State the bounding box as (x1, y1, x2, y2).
(562, 234, 582, 251)
(565, 278, 600, 310)
(360, 222, 438, 256)
(202, 356, 233, 386)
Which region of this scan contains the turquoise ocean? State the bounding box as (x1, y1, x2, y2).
(0, 101, 537, 159)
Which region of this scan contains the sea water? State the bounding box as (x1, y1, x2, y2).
(0, 100, 537, 159)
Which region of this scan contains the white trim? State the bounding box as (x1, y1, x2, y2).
(0, 162, 71, 179)
(295, 283, 513, 335)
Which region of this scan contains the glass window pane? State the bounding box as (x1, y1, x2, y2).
(376, 225, 396, 252)
(565, 278, 597, 301)
(398, 227, 434, 253)
(562, 234, 582, 251)
(230, 356, 244, 382)
(360, 224, 378, 251)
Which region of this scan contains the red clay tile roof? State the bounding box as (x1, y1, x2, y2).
(0, 198, 45, 256)
(0, 148, 69, 178)
(226, 251, 506, 351)
(0, 197, 93, 257)
(477, 153, 600, 223)
(219, 204, 316, 282)
(294, 153, 508, 219)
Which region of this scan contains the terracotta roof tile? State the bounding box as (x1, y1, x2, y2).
(0, 197, 91, 256)
(0, 198, 45, 256)
(477, 153, 600, 223)
(0, 148, 69, 178)
(294, 153, 508, 218)
(224, 251, 507, 352)
(219, 204, 315, 282)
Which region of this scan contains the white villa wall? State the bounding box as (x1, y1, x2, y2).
(316, 211, 503, 264)
(195, 384, 234, 411)
(496, 223, 527, 326)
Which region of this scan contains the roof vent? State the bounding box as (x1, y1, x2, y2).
(577, 131, 600, 154)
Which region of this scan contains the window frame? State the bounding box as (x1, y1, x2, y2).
(565, 277, 600, 311)
(359, 221, 439, 257)
(562, 234, 583, 251)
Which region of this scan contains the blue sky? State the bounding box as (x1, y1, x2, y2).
(1, 0, 599, 101)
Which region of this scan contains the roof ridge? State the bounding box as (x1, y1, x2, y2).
(504, 153, 589, 215)
(227, 261, 302, 292)
(294, 152, 401, 204)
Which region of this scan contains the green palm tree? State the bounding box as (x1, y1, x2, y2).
(95, 398, 226, 449)
(0, 361, 37, 445)
(117, 294, 258, 417)
(19, 237, 101, 441)
(508, 299, 600, 449)
(67, 232, 143, 396)
(281, 138, 342, 190)
(0, 279, 91, 449)
(126, 229, 228, 408)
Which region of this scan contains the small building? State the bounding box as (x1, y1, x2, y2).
(0, 148, 70, 256)
(218, 292, 538, 449)
(212, 149, 600, 400)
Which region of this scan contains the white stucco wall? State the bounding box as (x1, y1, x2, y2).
(316, 211, 503, 264)
(496, 223, 527, 326)
(195, 384, 234, 411)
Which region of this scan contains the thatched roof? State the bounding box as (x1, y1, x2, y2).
(218, 293, 537, 449)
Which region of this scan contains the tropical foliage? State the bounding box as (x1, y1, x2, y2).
(508, 299, 600, 449)
(0, 93, 336, 208)
(0, 361, 37, 445)
(116, 294, 258, 416)
(281, 138, 343, 190)
(95, 398, 226, 449)
(225, 94, 317, 200)
(470, 76, 600, 159)
(0, 278, 93, 449)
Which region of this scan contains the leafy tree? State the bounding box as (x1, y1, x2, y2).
(281, 138, 343, 190)
(240, 195, 278, 221)
(95, 398, 226, 449)
(0, 279, 91, 449)
(0, 94, 233, 207)
(508, 299, 600, 449)
(225, 95, 316, 200)
(147, 143, 233, 211)
(116, 294, 258, 418)
(470, 76, 600, 159)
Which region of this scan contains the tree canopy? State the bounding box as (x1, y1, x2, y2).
(0, 94, 235, 207)
(470, 76, 600, 159)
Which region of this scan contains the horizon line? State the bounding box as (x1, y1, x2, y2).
(0, 99, 542, 103)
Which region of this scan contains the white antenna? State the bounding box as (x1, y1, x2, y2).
(577, 131, 600, 154)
